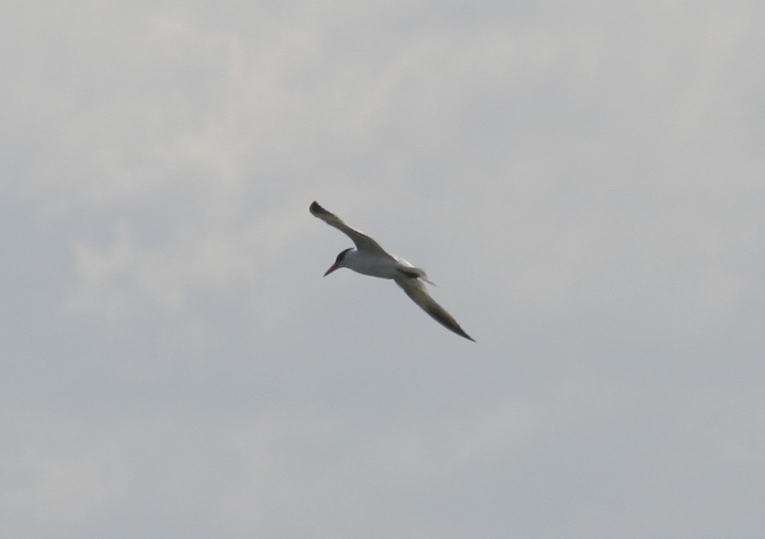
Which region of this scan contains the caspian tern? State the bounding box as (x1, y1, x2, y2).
(310, 201, 475, 341)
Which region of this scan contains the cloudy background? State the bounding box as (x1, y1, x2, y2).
(3, 0, 765, 537)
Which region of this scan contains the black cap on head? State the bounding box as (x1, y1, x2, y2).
(335, 247, 353, 263)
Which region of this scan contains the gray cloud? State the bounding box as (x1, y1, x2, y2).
(2, 1, 765, 537)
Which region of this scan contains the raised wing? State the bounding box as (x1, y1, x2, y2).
(310, 201, 390, 256)
(395, 275, 475, 341)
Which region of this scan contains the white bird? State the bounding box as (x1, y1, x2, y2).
(310, 201, 475, 341)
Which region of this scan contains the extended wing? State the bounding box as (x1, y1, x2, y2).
(394, 275, 475, 342)
(310, 201, 390, 256)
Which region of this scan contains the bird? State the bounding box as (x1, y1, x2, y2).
(310, 201, 475, 341)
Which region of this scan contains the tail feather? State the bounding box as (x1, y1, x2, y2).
(397, 266, 436, 286)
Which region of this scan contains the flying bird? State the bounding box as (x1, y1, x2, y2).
(310, 201, 475, 341)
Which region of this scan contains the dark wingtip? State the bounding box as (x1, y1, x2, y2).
(459, 330, 476, 342)
(425, 305, 475, 342)
(310, 201, 326, 215)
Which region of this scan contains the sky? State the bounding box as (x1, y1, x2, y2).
(2, 0, 765, 537)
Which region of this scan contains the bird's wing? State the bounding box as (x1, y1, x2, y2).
(394, 275, 475, 341)
(310, 201, 390, 256)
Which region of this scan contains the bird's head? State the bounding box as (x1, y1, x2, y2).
(323, 247, 353, 276)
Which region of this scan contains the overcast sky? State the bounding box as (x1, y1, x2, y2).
(2, 1, 765, 537)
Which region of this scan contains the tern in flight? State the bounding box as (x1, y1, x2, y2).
(310, 201, 475, 341)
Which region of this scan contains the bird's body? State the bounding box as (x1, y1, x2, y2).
(342, 248, 401, 279)
(310, 201, 474, 341)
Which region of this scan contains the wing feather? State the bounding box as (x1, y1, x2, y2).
(395, 276, 475, 342)
(310, 201, 389, 256)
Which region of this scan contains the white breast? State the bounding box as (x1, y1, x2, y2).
(344, 249, 402, 279)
